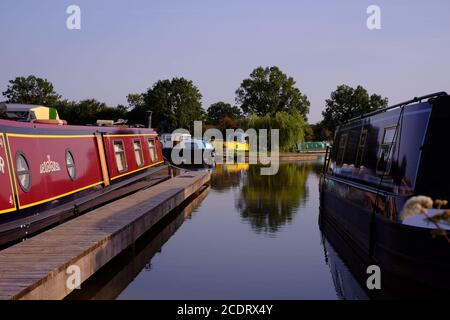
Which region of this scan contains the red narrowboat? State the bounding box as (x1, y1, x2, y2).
(0, 108, 168, 247)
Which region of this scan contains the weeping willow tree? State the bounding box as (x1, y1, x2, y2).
(246, 109, 305, 152)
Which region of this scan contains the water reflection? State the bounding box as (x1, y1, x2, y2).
(66, 186, 210, 300)
(213, 162, 321, 234)
(320, 214, 450, 299)
(211, 164, 248, 191)
(239, 163, 312, 234)
(64, 160, 450, 300)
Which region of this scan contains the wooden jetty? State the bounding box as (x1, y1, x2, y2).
(0, 171, 210, 300)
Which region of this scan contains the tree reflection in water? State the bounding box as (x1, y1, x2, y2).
(211, 163, 249, 191)
(237, 162, 317, 234)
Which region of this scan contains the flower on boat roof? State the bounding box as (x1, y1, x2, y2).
(400, 196, 433, 220)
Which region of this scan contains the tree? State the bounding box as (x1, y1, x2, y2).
(126, 93, 145, 110)
(303, 124, 314, 141)
(322, 85, 388, 136)
(2, 75, 61, 107)
(134, 78, 205, 132)
(206, 101, 242, 124)
(56, 99, 127, 125)
(246, 109, 305, 152)
(126, 93, 147, 125)
(236, 66, 310, 119)
(311, 121, 333, 142)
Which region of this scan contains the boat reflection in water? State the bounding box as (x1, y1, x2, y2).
(66, 186, 210, 300)
(320, 212, 450, 299)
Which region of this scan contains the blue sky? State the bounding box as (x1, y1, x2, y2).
(1, 0, 449, 123)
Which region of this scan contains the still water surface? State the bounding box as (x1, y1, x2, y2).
(118, 160, 339, 299)
(69, 160, 439, 300)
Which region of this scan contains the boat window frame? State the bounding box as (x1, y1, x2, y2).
(15, 151, 31, 193)
(133, 139, 145, 167)
(376, 125, 398, 176)
(65, 149, 77, 181)
(148, 138, 157, 162)
(355, 129, 368, 167)
(336, 133, 348, 166)
(113, 140, 128, 173)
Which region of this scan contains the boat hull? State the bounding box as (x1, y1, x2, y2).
(162, 147, 215, 167)
(320, 178, 450, 290)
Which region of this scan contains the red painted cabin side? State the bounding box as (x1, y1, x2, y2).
(0, 119, 164, 216)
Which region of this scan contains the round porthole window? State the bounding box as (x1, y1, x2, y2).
(66, 150, 76, 181)
(16, 153, 31, 192)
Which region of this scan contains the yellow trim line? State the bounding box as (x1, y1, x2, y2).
(18, 181, 104, 210)
(4, 133, 19, 214)
(104, 134, 158, 138)
(0, 133, 17, 214)
(4, 132, 162, 210)
(0, 207, 16, 215)
(111, 160, 164, 181)
(8, 133, 158, 139)
(7, 133, 96, 139)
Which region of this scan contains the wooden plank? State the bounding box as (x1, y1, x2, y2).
(0, 172, 210, 300)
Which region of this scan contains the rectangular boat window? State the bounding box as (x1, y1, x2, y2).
(336, 134, 348, 166)
(133, 140, 144, 167)
(383, 127, 396, 144)
(113, 140, 128, 172)
(377, 126, 397, 175)
(148, 139, 157, 162)
(355, 130, 367, 167)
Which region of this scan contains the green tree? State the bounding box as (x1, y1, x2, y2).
(206, 101, 242, 124)
(126, 93, 145, 111)
(2, 75, 61, 107)
(126, 93, 147, 125)
(130, 78, 205, 132)
(303, 124, 314, 141)
(311, 121, 333, 141)
(57, 99, 127, 125)
(322, 85, 388, 136)
(236, 66, 310, 118)
(246, 110, 305, 152)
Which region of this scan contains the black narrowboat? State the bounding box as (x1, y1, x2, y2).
(0, 109, 168, 247)
(320, 92, 450, 289)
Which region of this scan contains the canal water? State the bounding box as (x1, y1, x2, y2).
(68, 160, 446, 300)
(117, 160, 339, 300)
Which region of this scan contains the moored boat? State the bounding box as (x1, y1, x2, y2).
(320, 92, 450, 289)
(161, 132, 215, 167)
(0, 105, 167, 247)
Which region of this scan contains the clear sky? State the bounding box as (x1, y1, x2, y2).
(1, 0, 449, 123)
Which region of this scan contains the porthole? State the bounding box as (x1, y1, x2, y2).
(66, 150, 77, 181)
(16, 152, 31, 192)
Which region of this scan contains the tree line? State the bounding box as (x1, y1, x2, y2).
(1, 68, 388, 148)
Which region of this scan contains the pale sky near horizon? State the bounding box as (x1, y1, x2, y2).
(1, 0, 449, 123)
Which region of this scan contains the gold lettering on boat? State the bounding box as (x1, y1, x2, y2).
(40, 155, 61, 174)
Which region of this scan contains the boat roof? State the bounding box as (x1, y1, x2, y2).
(338, 92, 448, 130)
(0, 103, 47, 112)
